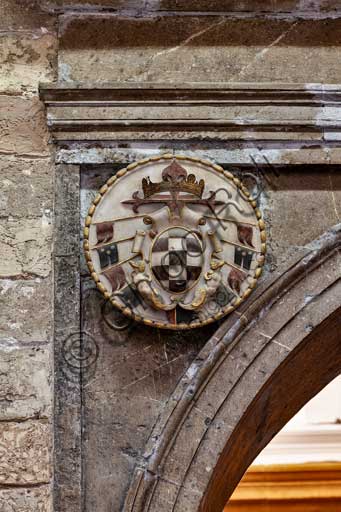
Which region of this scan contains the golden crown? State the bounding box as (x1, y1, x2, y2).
(142, 160, 205, 198)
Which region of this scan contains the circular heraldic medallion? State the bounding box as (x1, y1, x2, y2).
(84, 155, 266, 329)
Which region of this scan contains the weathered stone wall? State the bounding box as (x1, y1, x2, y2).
(1, 2, 341, 511)
(0, 2, 57, 510)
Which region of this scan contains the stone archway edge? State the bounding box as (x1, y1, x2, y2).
(124, 223, 341, 511)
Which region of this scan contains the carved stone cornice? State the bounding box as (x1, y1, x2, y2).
(39, 82, 341, 144)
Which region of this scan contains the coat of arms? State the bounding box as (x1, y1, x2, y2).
(84, 155, 266, 329)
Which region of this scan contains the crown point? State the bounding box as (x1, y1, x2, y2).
(162, 159, 188, 183)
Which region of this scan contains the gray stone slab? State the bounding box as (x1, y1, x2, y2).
(54, 164, 82, 512)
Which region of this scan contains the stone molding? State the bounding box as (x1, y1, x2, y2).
(42, 2, 341, 18)
(40, 82, 341, 144)
(228, 462, 341, 511)
(123, 224, 341, 512)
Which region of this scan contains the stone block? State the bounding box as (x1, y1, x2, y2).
(0, 277, 52, 343)
(0, 420, 51, 484)
(0, 217, 52, 278)
(0, 156, 53, 218)
(0, 33, 57, 94)
(59, 16, 341, 83)
(0, 1, 55, 31)
(0, 96, 50, 156)
(0, 486, 52, 512)
(0, 345, 52, 421)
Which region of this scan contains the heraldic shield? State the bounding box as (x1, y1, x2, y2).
(84, 155, 266, 329)
(151, 227, 203, 294)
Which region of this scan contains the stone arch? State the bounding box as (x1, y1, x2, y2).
(124, 224, 341, 512)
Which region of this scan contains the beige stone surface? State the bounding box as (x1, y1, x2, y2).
(0, 486, 52, 512)
(0, 345, 52, 420)
(0, 420, 51, 484)
(0, 5, 56, 510)
(0, 155, 53, 218)
(0, 33, 57, 94)
(0, 96, 50, 156)
(0, 277, 52, 342)
(0, 217, 52, 278)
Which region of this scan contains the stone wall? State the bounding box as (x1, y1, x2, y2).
(1, 2, 341, 511)
(0, 2, 57, 510)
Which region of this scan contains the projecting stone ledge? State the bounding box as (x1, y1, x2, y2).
(39, 82, 341, 164)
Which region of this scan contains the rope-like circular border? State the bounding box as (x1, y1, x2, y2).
(83, 154, 266, 330)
